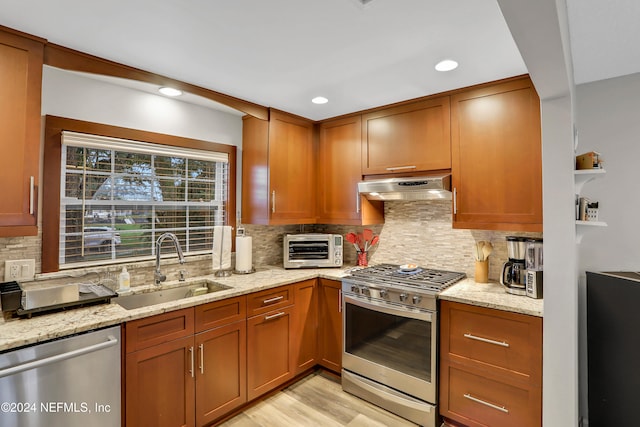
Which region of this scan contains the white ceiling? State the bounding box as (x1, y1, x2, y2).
(565, 0, 640, 85)
(0, 0, 638, 120)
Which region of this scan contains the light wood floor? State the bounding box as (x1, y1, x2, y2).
(218, 371, 419, 427)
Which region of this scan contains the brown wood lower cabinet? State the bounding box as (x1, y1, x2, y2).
(317, 278, 342, 373)
(195, 320, 246, 426)
(293, 279, 318, 374)
(125, 298, 247, 427)
(247, 305, 294, 400)
(439, 300, 542, 427)
(125, 335, 196, 427)
(124, 279, 343, 426)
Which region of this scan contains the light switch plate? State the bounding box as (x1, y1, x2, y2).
(4, 259, 35, 282)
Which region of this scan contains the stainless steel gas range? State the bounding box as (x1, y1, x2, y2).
(341, 263, 466, 427)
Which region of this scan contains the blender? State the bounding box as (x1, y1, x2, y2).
(525, 238, 543, 299)
(500, 236, 527, 295)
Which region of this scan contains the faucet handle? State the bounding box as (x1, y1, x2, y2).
(154, 271, 166, 285)
(179, 270, 188, 282)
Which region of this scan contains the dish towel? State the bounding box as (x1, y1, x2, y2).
(212, 226, 232, 270)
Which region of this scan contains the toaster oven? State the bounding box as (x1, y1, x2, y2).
(283, 234, 343, 269)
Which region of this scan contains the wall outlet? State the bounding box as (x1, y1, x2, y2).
(4, 259, 35, 282)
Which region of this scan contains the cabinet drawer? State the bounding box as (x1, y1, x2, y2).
(442, 364, 541, 427)
(195, 296, 246, 333)
(442, 301, 541, 380)
(247, 285, 293, 316)
(125, 308, 195, 353)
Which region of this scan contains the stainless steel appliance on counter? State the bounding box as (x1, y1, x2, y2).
(0, 281, 117, 318)
(283, 233, 343, 269)
(525, 237, 543, 299)
(0, 326, 121, 427)
(500, 236, 527, 295)
(341, 264, 466, 427)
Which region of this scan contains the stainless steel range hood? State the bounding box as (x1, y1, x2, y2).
(358, 174, 452, 201)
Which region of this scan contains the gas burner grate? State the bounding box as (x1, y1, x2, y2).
(347, 263, 466, 292)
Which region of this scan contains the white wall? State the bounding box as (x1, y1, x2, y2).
(575, 72, 640, 423)
(41, 66, 244, 213)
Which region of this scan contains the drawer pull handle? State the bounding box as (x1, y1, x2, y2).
(386, 165, 416, 171)
(263, 295, 284, 305)
(464, 393, 509, 414)
(464, 333, 510, 348)
(264, 311, 286, 321)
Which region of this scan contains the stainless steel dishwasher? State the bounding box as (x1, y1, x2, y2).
(0, 326, 121, 427)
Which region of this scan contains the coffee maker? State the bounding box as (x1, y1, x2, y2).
(500, 236, 527, 295)
(525, 238, 543, 299)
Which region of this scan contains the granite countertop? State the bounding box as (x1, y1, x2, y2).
(439, 278, 544, 317)
(0, 267, 347, 352)
(0, 266, 542, 352)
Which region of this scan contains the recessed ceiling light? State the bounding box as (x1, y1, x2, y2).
(312, 96, 329, 104)
(158, 87, 183, 97)
(435, 59, 459, 72)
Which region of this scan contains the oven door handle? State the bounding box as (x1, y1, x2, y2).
(343, 294, 433, 322)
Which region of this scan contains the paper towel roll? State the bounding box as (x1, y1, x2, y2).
(212, 226, 232, 270)
(235, 236, 253, 272)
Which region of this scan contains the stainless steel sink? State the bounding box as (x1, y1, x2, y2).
(114, 279, 231, 310)
(602, 271, 640, 282)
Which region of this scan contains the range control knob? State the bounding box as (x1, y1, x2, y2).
(412, 295, 422, 304)
(399, 293, 408, 302)
(379, 289, 388, 298)
(351, 285, 360, 294)
(361, 287, 371, 296)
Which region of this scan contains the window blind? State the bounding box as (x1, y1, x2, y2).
(59, 131, 229, 268)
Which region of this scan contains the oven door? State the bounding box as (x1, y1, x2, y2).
(342, 293, 437, 404)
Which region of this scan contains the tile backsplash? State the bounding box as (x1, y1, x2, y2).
(0, 200, 541, 286)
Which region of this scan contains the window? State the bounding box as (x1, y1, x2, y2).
(57, 130, 230, 268)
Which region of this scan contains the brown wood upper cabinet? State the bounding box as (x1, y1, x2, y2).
(361, 96, 451, 175)
(451, 77, 542, 232)
(0, 28, 44, 237)
(317, 116, 384, 225)
(242, 109, 315, 225)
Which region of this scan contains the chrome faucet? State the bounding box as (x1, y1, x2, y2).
(155, 233, 185, 285)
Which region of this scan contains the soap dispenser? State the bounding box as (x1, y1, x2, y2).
(118, 266, 131, 292)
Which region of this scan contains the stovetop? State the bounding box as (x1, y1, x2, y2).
(344, 263, 466, 293)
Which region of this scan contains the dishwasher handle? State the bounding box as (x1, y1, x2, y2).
(0, 334, 119, 379)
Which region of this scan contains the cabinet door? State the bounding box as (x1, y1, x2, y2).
(195, 320, 247, 426)
(125, 336, 196, 427)
(268, 110, 316, 224)
(241, 116, 270, 224)
(318, 278, 343, 373)
(317, 116, 384, 225)
(451, 78, 542, 231)
(247, 306, 294, 400)
(292, 279, 317, 374)
(362, 97, 451, 175)
(0, 30, 43, 236)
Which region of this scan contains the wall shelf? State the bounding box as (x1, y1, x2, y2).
(575, 169, 606, 243)
(576, 220, 607, 244)
(574, 169, 606, 194)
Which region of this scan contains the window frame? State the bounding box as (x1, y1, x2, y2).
(42, 115, 237, 273)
